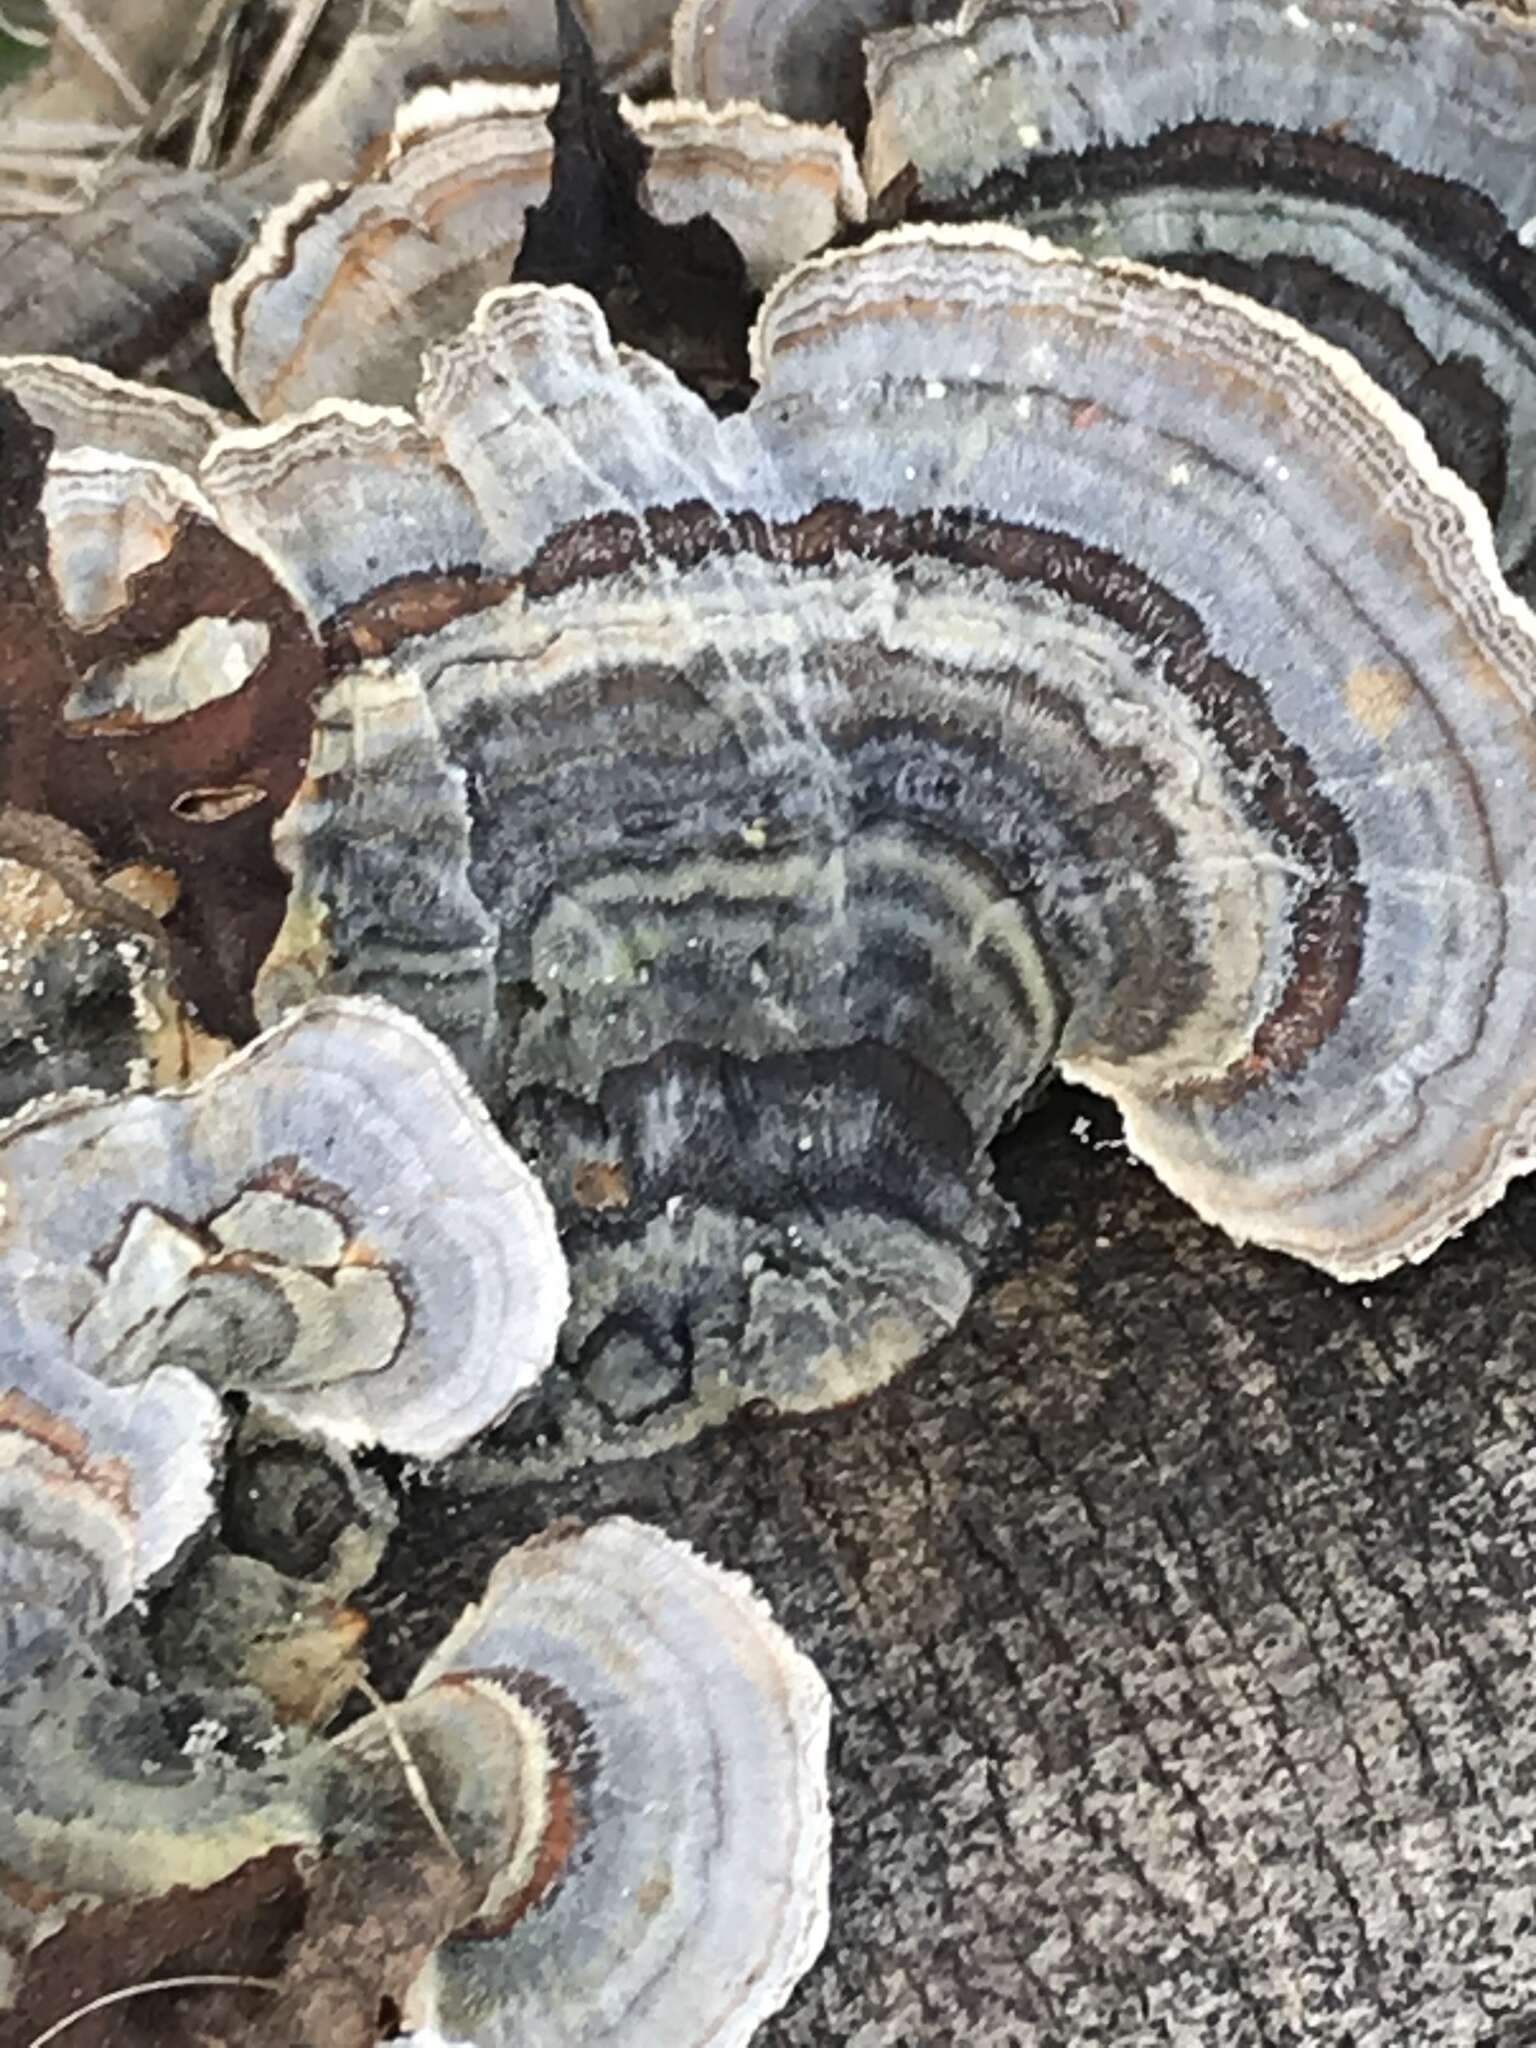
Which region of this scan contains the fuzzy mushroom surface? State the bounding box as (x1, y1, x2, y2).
(864, 0, 1536, 586)
(403, 1516, 832, 2048)
(0, 996, 568, 1458)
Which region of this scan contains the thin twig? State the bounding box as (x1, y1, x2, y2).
(26, 1974, 277, 2048)
(186, 2, 242, 167)
(45, 0, 150, 115)
(0, 115, 136, 146)
(226, 0, 330, 167)
(0, 188, 85, 211)
(137, 0, 234, 164)
(352, 1673, 463, 1867)
(0, 144, 113, 171)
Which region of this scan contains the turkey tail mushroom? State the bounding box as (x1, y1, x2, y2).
(0, 1358, 224, 1683)
(0, 1520, 829, 2047)
(0, 997, 569, 1459)
(671, 0, 961, 136)
(398, 1517, 831, 2048)
(213, 81, 866, 422)
(198, 226, 1536, 1473)
(863, 0, 1536, 588)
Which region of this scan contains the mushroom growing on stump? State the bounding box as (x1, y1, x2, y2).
(220, 226, 1536, 1475)
(863, 0, 1536, 588)
(214, 82, 866, 421)
(0, 997, 568, 1458)
(1, 1520, 829, 2048)
(399, 1517, 832, 2048)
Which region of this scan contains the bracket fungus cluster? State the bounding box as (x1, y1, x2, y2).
(2, 1520, 830, 2048)
(864, 0, 1536, 588)
(78, 219, 1507, 1471)
(7, 2, 1536, 2036)
(0, 996, 567, 1460)
(678, 0, 1536, 586)
(214, 81, 864, 421)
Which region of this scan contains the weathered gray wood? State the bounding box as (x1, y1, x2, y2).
(378, 1082, 1536, 2045)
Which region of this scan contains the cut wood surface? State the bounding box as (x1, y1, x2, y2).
(380, 1082, 1536, 2046)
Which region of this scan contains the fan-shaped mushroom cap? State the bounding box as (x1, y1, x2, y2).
(215, 224, 1536, 1465)
(671, 0, 957, 133)
(215, 83, 866, 421)
(0, 996, 568, 1457)
(864, 0, 1536, 583)
(0, 1350, 224, 1679)
(0, 356, 227, 471)
(404, 1517, 831, 2048)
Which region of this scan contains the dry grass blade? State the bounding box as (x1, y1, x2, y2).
(351, 1673, 463, 1867)
(0, 4, 49, 46)
(226, 0, 329, 166)
(186, 1, 243, 167)
(45, 0, 150, 113)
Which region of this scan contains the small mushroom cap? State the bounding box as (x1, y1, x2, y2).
(407, 1517, 831, 2048)
(0, 356, 227, 471)
(0, 996, 569, 1457)
(0, 1351, 224, 1675)
(214, 83, 864, 422)
(331, 1672, 556, 1925)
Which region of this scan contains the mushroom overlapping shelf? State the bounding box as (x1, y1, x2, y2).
(213, 82, 865, 421)
(0, 996, 569, 1461)
(0, 1358, 224, 1681)
(677, 0, 1536, 589)
(58, 218, 1524, 1474)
